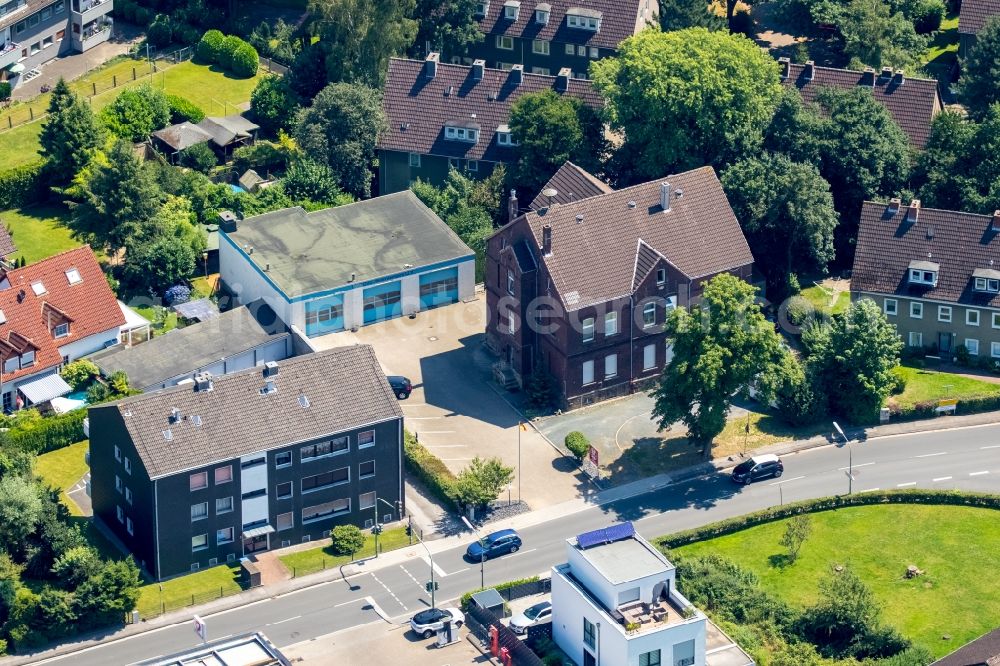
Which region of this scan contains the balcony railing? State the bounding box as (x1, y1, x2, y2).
(0, 41, 17, 55)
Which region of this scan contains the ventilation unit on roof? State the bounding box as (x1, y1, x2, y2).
(298, 395, 310, 409)
(162, 429, 173, 442)
(263, 361, 279, 378)
(194, 372, 213, 392)
(192, 415, 202, 426)
(576, 521, 636, 549)
(169, 407, 181, 424)
(260, 380, 277, 395)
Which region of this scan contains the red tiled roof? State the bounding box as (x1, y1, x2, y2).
(477, 0, 653, 51)
(529, 161, 612, 210)
(958, 0, 1000, 36)
(0, 247, 125, 381)
(782, 62, 941, 148)
(379, 58, 602, 162)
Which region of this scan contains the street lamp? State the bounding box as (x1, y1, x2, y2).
(371, 495, 398, 558)
(461, 516, 486, 589)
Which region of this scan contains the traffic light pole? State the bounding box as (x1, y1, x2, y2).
(413, 529, 436, 609)
(372, 496, 400, 558)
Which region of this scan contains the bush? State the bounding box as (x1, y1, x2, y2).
(196, 29, 225, 64)
(165, 94, 205, 124)
(403, 430, 456, 508)
(955, 343, 971, 366)
(60, 360, 99, 390)
(0, 81, 10, 100)
(0, 161, 46, 209)
(911, 0, 945, 33)
(146, 13, 173, 47)
(0, 409, 87, 454)
(329, 524, 365, 556)
(179, 142, 217, 173)
(785, 295, 818, 328)
(176, 24, 201, 46)
(564, 431, 590, 460)
(232, 140, 290, 174)
(163, 284, 192, 306)
(219, 35, 245, 71)
(888, 368, 907, 395)
(525, 371, 556, 411)
(230, 42, 259, 78)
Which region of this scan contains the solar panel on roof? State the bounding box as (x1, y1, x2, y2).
(576, 521, 635, 549)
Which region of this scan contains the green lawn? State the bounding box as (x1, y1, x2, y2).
(0, 122, 43, 170)
(279, 526, 412, 577)
(134, 305, 180, 336)
(672, 504, 1000, 657)
(890, 364, 1000, 409)
(800, 284, 851, 315)
(923, 12, 960, 66)
(0, 203, 81, 263)
(34, 440, 89, 516)
(136, 564, 243, 618)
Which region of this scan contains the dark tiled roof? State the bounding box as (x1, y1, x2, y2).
(477, 0, 653, 50)
(151, 122, 213, 152)
(379, 58, 602, 162)
(0, 224, 15, 258)
(958, 0, 1000, 36)
(932, 627, 1000, 666)
(96, 346, 403, 479)
(517, 166, 754, 310)
(782, 62, 941, 148)
(852, 201, 1000, 306)
(529, 161, 612, 210)
(196, 115, 259, 148)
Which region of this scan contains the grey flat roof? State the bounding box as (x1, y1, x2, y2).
(577, 537, 669, 585)
(223, 191, 474, 298)
(90, 307, 287, 390)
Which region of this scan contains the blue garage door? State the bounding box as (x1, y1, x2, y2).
(363, 281, 402, 324)
(419, 267, 459, 310)
(305, 295, 345, 337)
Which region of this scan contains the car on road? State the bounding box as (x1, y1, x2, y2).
(466, 528, 523, 561)
(387, 375, 412, 400)
(510, 601, 552, 635)
(410, 607, 464, 638)
(731, 454, 784, 484)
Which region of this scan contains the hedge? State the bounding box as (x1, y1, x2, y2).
(0, 409, 87, 454)
(165, 93, 205, 124)
(655, 489, 1000, 550)
(230, 42, 259, 78)
(0, 161, 46, 210)
(219, 35, 245, 71)
(460, 576, 540, 611)
(403, 430, 457, 509)
(196, 29, 225, 64)
(886, 393, 1000, 424)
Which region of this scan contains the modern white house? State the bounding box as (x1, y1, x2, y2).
(218, 192, 476, 338)
(551, 522, 753, 666)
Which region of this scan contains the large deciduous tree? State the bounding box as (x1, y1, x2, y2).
(959, 17, 1000, 120)
(838, 0, 926, 69)
(659, 0, 725, 31)
(414, 0, 482, 56)
(99, 84, 171, 142)
(592, 28, 782, 181)
(38, 78, 104, 186)
(249, 75, 300, 135)
(651, 273, 790, 451)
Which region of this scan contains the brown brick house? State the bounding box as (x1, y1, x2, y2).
(485, 164, 756, 409)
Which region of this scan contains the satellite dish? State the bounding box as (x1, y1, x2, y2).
(542, 188, 558, 199)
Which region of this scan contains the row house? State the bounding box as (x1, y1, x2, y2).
(958, 0, 999, 57)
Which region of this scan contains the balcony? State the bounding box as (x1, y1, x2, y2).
(0, 41, 19, 70)
(618, 595, 690, 635)
(71, 0, 112, 24)
(72, 19, 111, 51)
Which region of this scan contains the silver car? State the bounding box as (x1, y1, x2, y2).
(510, 601, 552, 635)
(410, 607, 464, 638)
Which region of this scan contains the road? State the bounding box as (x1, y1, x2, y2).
(35, 423, 1000, 665)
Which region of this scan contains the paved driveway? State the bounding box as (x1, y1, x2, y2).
(310, 295, 589, 511)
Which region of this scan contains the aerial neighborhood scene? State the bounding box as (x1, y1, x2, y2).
(1, 0, 1000, 663)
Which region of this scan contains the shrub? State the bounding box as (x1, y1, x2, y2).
(230, 42, 259, 78)
(196, 29, 225, 64)
(60, 360, 99, 390)
(403, 430, 457, 508)
(0, 81, 10, 100)
(564, 431, 590, 460)
(232, 140, 289, 174)
(0, 161, 46, 209)
(955, 343, 971, 366)
(888, 368, 907, 395)
(0, 409, 87, 454)
(785, 295, 817, 328)
(219, 35, 245, 71)
(146, 13, 173, 47)
(176, 24, 201, 46)
(329, 524, 365, 556)
(525, 371, 556, 411)
(165, 94, 205, 124)
(179, 142, 217, 173)
(163, 284, 192, 306)
(911, 0, 945, 33)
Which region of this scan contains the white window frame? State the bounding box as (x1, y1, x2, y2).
(359, 491, 376, 510)
(192, 534, 209, 551)
(217, 527, 234, 545)
(498, 132, 518, 146)
(126, 517, 133, 535)
(532, 39, 549, 55)
(358, 430, 375, 449)
(643, 343, 655, 370)
(408, 152, 421, 167)
(535, 9, 549, 23)
(582, 359, 595, 385)
(967, 309, 981, 326)
(966, 338, 980, 355)
(504, 3, 518, 19)
(582, 317, 595, 343)
(360, 460, 375, 479)
(53, 322, 70, 338)
(883, 298, 897, 316)
(116, 505, 124, 523)
(496, 35, 514, 50)
(466, 160, 478, 172)
(643, 302, 656, 328)
(115, 475, 122, 493)
(565, 43, 575, 55)
(604, 353, 617, 379)
(908, 331, 922, 347)
(938, 306, 952, 323)
(124, 456, 131, 475)
(475, 0, 488, 16)
(909, 269, 937, 286)
(993, 312, 1000, 329)
(114, 445, 121, 461)
(992, 341, 1000, 358)
(216, 496, 234, 514)
(190, 471, 208, 491)
(507, 269, 515, 295)
(214, 465, 232, 485)
(125, 487, 133, 504)
(604, 311, 617, 336)
(191, 502, 209, 521)
(910, 301, 923, 319)
(276, 511, 294, 531)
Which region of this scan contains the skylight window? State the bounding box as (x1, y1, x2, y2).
(65, 268, 82, 285)
(31, 281, 46, 296)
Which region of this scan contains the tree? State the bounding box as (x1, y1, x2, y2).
(564, 432, 590, 461)
(230, 42, 260, 78)
(196, 29, 225, 63)
(120, 233, 197, 295)
(807, 299, 903, 423)
(414, 0, 482, 56)
(659, 0, 725, 31)
(72, 558, 141, 628)
(147, 13, 173, 47)
(178, 142, 217, 173)
(452, 456, 514, 507)
(0, 476, 43, 558)
(51, 546, 102, 590)
(249, 76, 300, 134)
(650, 273, 789, 450)
(59, 360, 99, 390)
(38, 78, 103, 185)
(763, 87, 825, 164)
(100, 84, 171, 142)
(592, 28, 782, 180)
(330, 524, 366, 557)
(294, 82, 385, 198)
(959, 17, 1000, 119)
(779, 515, 812, 563)
(507, 90, 607, 196)
(838, 0, 926, 69)
(721, 153, 838, 297)
(282, 158, 350, 205)
(287, 43, 330, 101)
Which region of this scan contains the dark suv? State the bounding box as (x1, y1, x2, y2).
(731, 454, 784, 484)
(387, 375, 412, 400)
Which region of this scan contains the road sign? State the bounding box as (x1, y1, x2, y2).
(193, 615, 206, 642)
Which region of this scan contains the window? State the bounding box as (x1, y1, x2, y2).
(582, 359, 595, 385)
(20, 350, 34, 366)
(909, 332, 922, 347)
(589, 46, 599, 58)
(643, 302, 656, 327)
(993, 312, 1000, 329)
(504, 2, 518, 19)
(53, 322, 70, 338)
(192, 534, 208, 551)
(31, 281, 45, 295)
(277, 511, 294, 530)
(358, 430, 375, 448)
(639, 650, 661, 666)
(536, 8, 549, 23)
(359, 491, 376, 509)
(939, 306, 952, 323)
(673, 640, 695, 666)
(114, 445, 121, 462)
(576, 45, 586, 56)
(124, 456, 132, 474)
(275, 451, 292, 468)
(567, 13, 600, 30)
(466, 160, 478, 172)
(909, 269, 937, 286)
(116, 505, 124, 523)
(408, 152, 421, 167)
(475, 0, 488, 15)
(967, 309, 981, 326)
(216, 496, 233, 514)
(496, 35, 514, 49)
(241, 488, 266, 500)
(217, 527, 234, 545)
(656, 268, 666, 287)
(301, 468, 349, 493)
(360, 460, 375, 478)
(532, 39, 549, 55)
(974, 277, 1000, 292)
(276, 481, 293, 499)
(301, 437, 348, 461)
(444, 126, 479, 142)
(190, 471, 208, 491)
(125, 487, 133, 505)
(115, 475, 122, 493)
(498, 131, 518, 146)
(449, 157, 461, 169)
(240, 457, 265, 469)
(883, 299, 897, 316)
(582, 317, 594, 342)
(42, 35, 52, 48)
(992, 342, 1000, 358)
(507, 270, 515, 295)
(56, 29, 64, 40)
(302, 498, 350, 523)
(604, 353, 617, 378)
(910, 301, 923, 319)
(65, 268, 81, 284)
(503, 309, 515, 334)
(966, 338, 980, 355)
(215, 465, 233, 484)
(191, 502, 208, 521)
(604, 311, 617, 336)
(583, 618, 596, 649)
(643, 343, 655, 370)
(565, 43, 575, 55)
(126, 517, 133, 536)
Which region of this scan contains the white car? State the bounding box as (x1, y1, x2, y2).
(410, 607, 464, 638)
(510, 601, 552, 635)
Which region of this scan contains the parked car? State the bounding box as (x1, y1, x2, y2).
(510, 601, 552, 635)
(465, 528, 523, 561)
(731, 454, 784, 485)
(387, 375, 412, 400)
(410, 607, 464, 638)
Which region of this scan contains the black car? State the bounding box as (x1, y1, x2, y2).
(387, 375, 412, 400)
(465, 529, 522, 561)
(731, 454, 784, 484)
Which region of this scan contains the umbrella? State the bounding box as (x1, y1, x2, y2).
(7, 63, 25, 74)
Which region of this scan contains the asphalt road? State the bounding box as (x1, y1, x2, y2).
(35, 423, 1000, 666)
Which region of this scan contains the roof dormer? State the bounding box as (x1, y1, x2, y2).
(503, 0, 520, 20)
(535, 2, 550, 24)
(475, 0, 489, 16)
(908, 259, 939, 287)
(566, 7, 601, 31)
(973, 268, 1000, 293)
(444, 121, 480, 143)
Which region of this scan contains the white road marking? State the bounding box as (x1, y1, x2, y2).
(860, 487, 880, 492)
(932, 476, 952, 482)
(838, 462, 875, 470)
(969, 470, 990, 476)
(371, 573, 408, 611)
(504, 548, 537, 559)
(769, 476, 805, 486)
(897, 482, 917, 487)
(980, 444, 1000, 449)
(399, 565, 423, 591)
(421, 555, 448, 578)
(364, 595, 393, 623)
(334, 598, 365, 607)
(270, 615, 300, 625)
(915, 452, 947, 458)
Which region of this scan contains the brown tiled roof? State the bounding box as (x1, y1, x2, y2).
(529, 161, 612, 210)
(932, 627, 1000, 666)
(516, 166, 754, 310)
(97, 345, 403, 479)
(958, 0, 1000, 36)
(151, 122, 213, 152)
(0, 246, 125, 381)
(852, 201, 1000, 306)
(0, 224, 15, 259)
(379, 58, 602, 162)
(782, 62, 941, 148)
(477, 0, 653, 50)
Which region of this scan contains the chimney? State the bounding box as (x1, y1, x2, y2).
(263, 360, 279, 378)
(992, 210, 1000, 232)
(424, 52, 440, 79)
(893, 69, 905, 85)
(556, 67, 571, 92)
(887, 197, 901, 215)
(508, 189, 519, 223)
(194, 371, 213, 392)
(542, 224, 552, 256)
(906, 199, 921, 223)
(880, 66, 893, 80)
(472, 59, 485, 81)
(660, 182, 671, 212)
(862, 67, 875, 87)
(777, 56, 790, 80)
(804, 60, 815, 81)
(169, 407, 181, 424)
(218, 210, 238, 233)
(509, 64, 524, 86)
